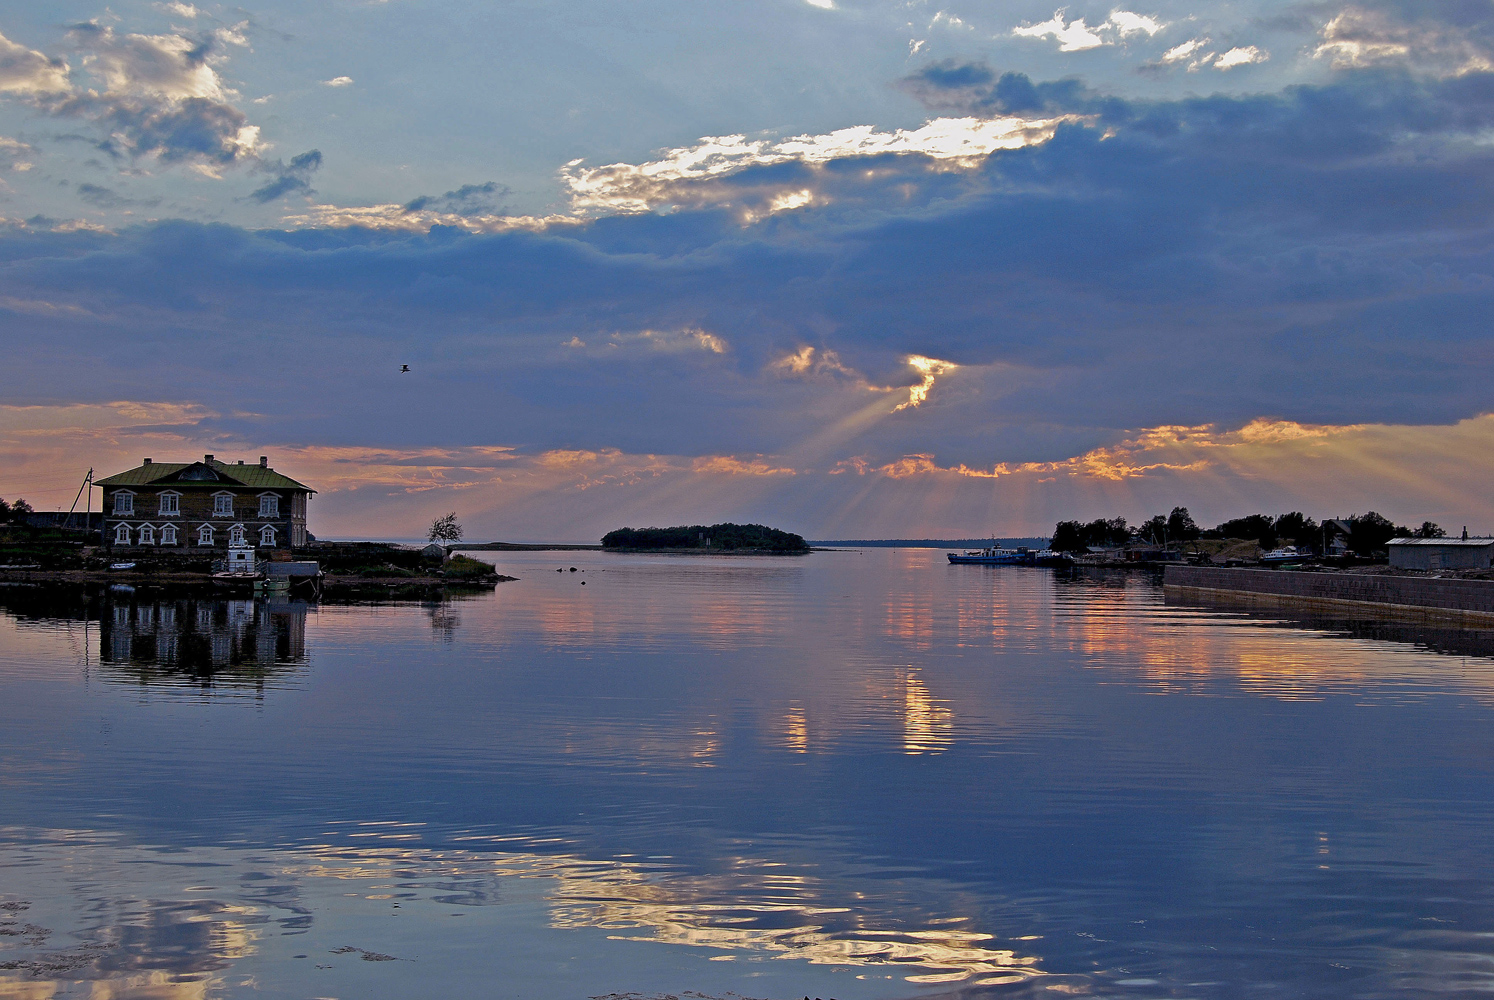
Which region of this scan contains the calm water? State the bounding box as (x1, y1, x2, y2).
(4, 549, 1494, 1000)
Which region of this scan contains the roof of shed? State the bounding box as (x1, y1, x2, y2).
(95, 460, 314, 492)
(1387, 537, 1493, 546)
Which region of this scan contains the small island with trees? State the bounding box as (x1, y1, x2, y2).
(602, 523, 810, 554)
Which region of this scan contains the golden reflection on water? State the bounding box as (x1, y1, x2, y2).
(896, 668, 953, 755)
(1057, 580, 1494, 703)
(298, 839, 1044, 987)
(0, 827, 1046, 995)
(783, 702, 808, 753)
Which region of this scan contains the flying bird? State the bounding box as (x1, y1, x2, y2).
(400, 365, 410, 372)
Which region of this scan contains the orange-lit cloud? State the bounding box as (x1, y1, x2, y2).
(892, 355, 959, 411)
(7, 403, 1494, 539)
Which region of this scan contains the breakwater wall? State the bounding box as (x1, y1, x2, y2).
(1163, 566, 1494, 625)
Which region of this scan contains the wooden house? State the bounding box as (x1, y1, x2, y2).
(96, 455, 314, 551)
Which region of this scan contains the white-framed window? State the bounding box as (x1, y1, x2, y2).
(112, 492, 134, 515)
(259, 524, 276, 547)
(258, 494, 279, 517)
(229, 524, 247, 546)
(213, 493, 234, 517)
(161, 524, 178, 545)
(114, 523, 132, 545)
(198, 524, 214, 545)
(158, 492, 180, 516)
(138, 524, 155, 545)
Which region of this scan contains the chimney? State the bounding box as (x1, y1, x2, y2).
(259, 456, 268, 468)
(205, 454, 214, 464)
(143, 458, 152, 465)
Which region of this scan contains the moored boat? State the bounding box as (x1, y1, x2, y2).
(948, 547, 1034, 565)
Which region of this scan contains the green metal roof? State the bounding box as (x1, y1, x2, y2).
(95, 460, 314, 492)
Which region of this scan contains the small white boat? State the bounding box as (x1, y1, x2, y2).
(1261, 546, 1306, 564)
(109, 562, 136, 570)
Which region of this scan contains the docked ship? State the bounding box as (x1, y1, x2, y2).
(948, 546, 1035, 565)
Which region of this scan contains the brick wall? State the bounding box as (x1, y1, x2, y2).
(1163, 565, 1494, 615)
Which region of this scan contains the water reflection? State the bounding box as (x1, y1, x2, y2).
(0, 586, 309, 693)
(7, 554, 1494, 998)
(97, 597, 308, 694)
(0, 827, 1048, 997)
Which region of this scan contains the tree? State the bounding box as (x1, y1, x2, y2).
(1345, 511, 1405, 556)
(1415, 521, 1446, 539)
(1051, 521, 1087, 553)
(1087, 517, 1130, 547)
(428, 512, 463, 543)
(1273, 512, 1318, 547)
(1167, 506, 1200, 541)
(1215, 514, 1277, 548)
(1136, 514, 1169, 545)
(1, 498, 31, 525)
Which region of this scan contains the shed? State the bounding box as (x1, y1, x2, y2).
(1387, 537, 1494, 570)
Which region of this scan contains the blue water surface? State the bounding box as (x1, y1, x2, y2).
(2, 547, 1494, 999)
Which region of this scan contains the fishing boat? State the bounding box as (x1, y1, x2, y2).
(948, 546, 1034, 565)
(1260, 546, 1307, 565)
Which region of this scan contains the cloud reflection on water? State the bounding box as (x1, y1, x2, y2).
(0, 828, 1048, 994)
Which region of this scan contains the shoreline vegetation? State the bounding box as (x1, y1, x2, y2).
(601, 523, 810, 554)
(1052, 507, 1453, 559)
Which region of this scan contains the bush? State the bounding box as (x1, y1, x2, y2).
(442, 554, 494, 579)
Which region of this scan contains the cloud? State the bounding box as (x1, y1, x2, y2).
(610, 327, 730, 355)
(1213, 45, 1269, 69)
(0, 22, 286, 182)
(322, 76, 353, 87)
(6, 60, 1494, 536)
(769, 346, 859, 379)
(403, 181, 510, 217)
(893, 356, 958, 412)
(0, 136, 33, 170)
(75, 182, 161, 209)
(66, 22, 230, 101)
(1314, 5, 1494, 76)
(1012, 9, 1167, 51)
(0, 31, 71, 94)
(1106, 10, 1166, 37)
(1013, 10, 1108, 51)
(250, 149, 323, 203)
(559, 114, 1086, 217)
(155, 2, 201, 17)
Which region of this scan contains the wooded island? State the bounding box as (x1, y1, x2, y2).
(602, 523, 809, 553)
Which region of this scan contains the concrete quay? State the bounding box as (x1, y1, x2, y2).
(1163, 565, 1494, 625)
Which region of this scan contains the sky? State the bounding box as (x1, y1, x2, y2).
(1, 0, 1493, 541)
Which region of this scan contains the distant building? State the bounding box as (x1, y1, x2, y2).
(23, 511, 104, 532)
(96, 454, 314, 550)
(1323, 519, 1354, 557)
(1387, 537, 1494, 570)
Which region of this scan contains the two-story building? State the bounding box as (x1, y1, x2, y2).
(96, 455, 314, 551)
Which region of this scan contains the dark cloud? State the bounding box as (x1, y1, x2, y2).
(3, 64, 1494, 470)
(898, 61, 1103, 116)
(249, 150, 322, 203)
(74, 182, 161, 209)
(403, 181, 510, 216)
